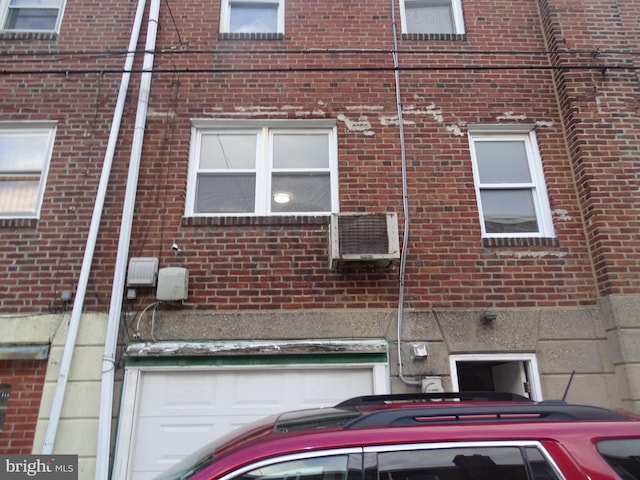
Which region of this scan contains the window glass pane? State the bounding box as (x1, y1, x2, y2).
(10, 0, 63, 6)
(0, 132, 50, 172)
(524, 447, 562, 480)
(200, 134, 256, 170)
(273, 133, 329, 169)
(481, 189, 538, 233)
(230, 3, 278, 33)
(235, 455, 348, 480)
(0, 180, 39, 214)
(475, 140, 531, 184)
(196, 174, 255, 213)
(5, 8, 58, 30)
(271, 173, 331, 213)
(406, 0, 454, 34)
(597, 439, 640, 480)
(378, 447, 528, 480)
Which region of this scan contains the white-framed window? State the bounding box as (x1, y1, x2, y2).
(0, 122, 56, 218)
(186, 120, 338, 216)
(219, 0, 285, 34)
(449, 353, 543, 401)
(468, 125, 555, 238)
(399, 0, 465, 35)
(0, 0, 66, 32)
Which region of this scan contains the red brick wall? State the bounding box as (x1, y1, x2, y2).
(0, 360, 47, 454)
(117, 0, 598, 311)
(0, 0, 138, 313)
(537, 0, 640, 296)
(1, 0, 638, 314)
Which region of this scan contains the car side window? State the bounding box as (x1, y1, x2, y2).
(596, 439, 640, 480)
(235, 455, 350, 480)
(376, 445, 562, 480)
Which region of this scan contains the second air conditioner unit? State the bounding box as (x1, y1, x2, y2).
(329, 212, 400, 269)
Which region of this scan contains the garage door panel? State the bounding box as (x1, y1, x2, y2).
(138, 371, 218, 415)
(123, 365, 383, 480)
(131, 416, 220, 468)
(297, 369, 374, 406)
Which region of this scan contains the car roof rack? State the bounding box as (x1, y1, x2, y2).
(338, 401, 630, 429)
(336, 391, 532, 407)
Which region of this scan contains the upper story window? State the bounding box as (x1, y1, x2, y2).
(0, 122, 56, 218)
(186, 120, 338, 216)
(220, 0, 284, 34)
(400, 0, 465, 35)
(0, 0, 65, 32)
(468, 125, 555, 238)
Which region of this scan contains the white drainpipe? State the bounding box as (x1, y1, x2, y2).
(41, 0, 148, 455)
(95, 0, 161, 478)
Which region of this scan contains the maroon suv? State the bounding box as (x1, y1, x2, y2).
(155, 392, 640, 480)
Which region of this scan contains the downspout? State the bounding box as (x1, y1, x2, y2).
(390, 0, 420, 386)
(95, 0, 161, 478)
(41, 0, 149, 455)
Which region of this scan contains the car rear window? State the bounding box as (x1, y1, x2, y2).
(376, 445, 562, 480)
(597, 439, 640, 480)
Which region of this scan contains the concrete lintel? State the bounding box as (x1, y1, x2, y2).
(0, 344, 50, 360)
(126, 339, 388, 357)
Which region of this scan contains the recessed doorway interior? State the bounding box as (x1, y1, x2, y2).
(449, 353, 542, 400)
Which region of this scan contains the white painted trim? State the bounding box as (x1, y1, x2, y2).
(111, 368, 141, 480)
(467, 123, 535, 134)
(448, 353, 543, 401)
(219, 0, 285, 34)
(185, 122, 339, 217)
(468, 128, 556, 238)
(191, 119, 337, 129)
(399, 0, 466, 35)
(0, 122, 57, 219)
(0, 0, 66, 33)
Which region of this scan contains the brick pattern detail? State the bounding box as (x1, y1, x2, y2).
(0, 0, 638, 314)
(0, 360, 47, 454)
(536, 0, 640, 296)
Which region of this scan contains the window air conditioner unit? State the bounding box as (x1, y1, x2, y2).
(329, 212, 400, 269)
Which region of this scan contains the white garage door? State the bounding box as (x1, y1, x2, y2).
(113, 364, 387, 480)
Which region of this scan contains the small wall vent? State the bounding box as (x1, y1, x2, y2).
(329, 212, 400, 269)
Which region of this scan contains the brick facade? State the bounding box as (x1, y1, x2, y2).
(0, 360, 47, 454)
(0, 0, 639, 470)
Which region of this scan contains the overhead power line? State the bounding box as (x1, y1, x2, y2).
(0, 63, 636, 76)
(1, 47, 639, 59)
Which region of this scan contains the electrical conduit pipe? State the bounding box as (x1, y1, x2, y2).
(95, 0, 161, 478)
(41, 0, 149, 456)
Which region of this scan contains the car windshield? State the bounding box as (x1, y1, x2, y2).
(153, 416, 276, 480)
(153, 438, 218, 480)
(275, 407, 360, 432)
(153, 408, 359, 480)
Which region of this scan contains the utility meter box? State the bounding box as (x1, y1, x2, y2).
(156, 267, 189, 301)
(127, 257, 159, 287)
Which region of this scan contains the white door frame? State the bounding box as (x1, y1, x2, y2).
(112, 362, 389, 480)
(448, 353, 543, 401)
